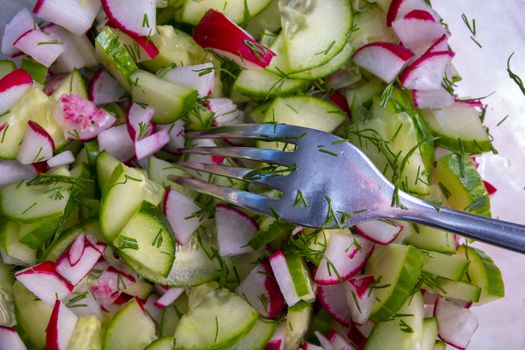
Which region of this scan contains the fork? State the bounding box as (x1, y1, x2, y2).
(171, 123, 525, 254)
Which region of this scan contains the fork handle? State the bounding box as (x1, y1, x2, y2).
(393, 196, 525, 254)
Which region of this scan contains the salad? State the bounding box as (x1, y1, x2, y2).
(0, 0, 507, 349)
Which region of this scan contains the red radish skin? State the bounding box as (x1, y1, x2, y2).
(15, 261, 74, 306)
(102, 0, 157, 37)
(400, 51, 455, 90)
(404, 9, 436, 21)
(17, 120, 55, 164)
(194, 10, 275, 69)
(134, 129, 169, 160)
(108, 24, 160, 60)
(0, 69, 33, 114)
(425, 34, 449, 54)
(327, 330, 354, 350)
(434, 297, 479, 349)
(89, 69, 126, 105)
(97, 124, 135, 162)
(34, 0, 99, 36)
(483, 180, 497, 196)
(1, 8, 35, 56)
(128, 103, 154, 141)
(55, 93, 116, 141)
(352, 42, 414, 83)
(392, 14, 448, 51)
(46, 300, 78, 350)
(317, 283, 353, 326)
(0, 326, 27, 350)
(265, 323, 286, 350)
(157, 120, 185, 153)
(345, 275, 376, 324)
(215, 204, 258, 256)
(329, 92, 351, 116)
(354, 220, 403, 245)
(14, 29, 65, 68)
(89, 266, 136, 309)
(301, 342, 324, 350)
(163, 187, 201, 245)
(387, 0, 437, 26)
(162, 63, 215, 98)
(347, 324, 368, 347)
(0, 160, 36, 187)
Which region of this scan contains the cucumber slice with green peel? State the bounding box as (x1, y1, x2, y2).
(286, 253, 316, 302)
(40, 217, 101, 262)
(365, 244, 424, 322)
(248, 218, 293, 251)
(0, 88, 66, 159)
(95, 26, 138, 91)
(279, 0, 353, 73)
(13, 281, 53, 350)
(17, 217, 60, 250)
(143, 176, 165, 206)
(51, 69, 88, 100)
(0, 260, 15, 327)
(100, 163, 146, 242)
(285, 301, 313, 350)
(148, 156, 187, 186)
(245, 0, 281, 37)
(0, 175, 70, 224)
(225, 319, 276, 350)
(176, 0, 273, 25)
(233, 69, 308, 100)
(174, 284, 259, 350)
(420, 317, 439, 350)
(96, 150, 121, 193)
(145, 337, 174, 350)
(435, 153, 491, 217)
(456, 245, 504, 303)
(422, 250, 469, 281)
(0, 60, 15, 79)
(130, 70, 198, 124)
(423, 277, 481, 303)
(349, 5, 396, 49)
(288, 42, 354, 80)
(103, 298, 157, 350)
(248, 102, 272, 123)
(183, 106, 215, 131)
(0, 221, 37, 265)
(115, 201, 175, 278)
(346, 78, 385, 123)
(20, 56, 48, 85)
(421, 103, 493, 154)
(404, 224, 457, 254)
(67, 315, 103, 350)
(365, 292, 425, 350)
(160, 305, 181, 337)
(123, 279, 153, 300)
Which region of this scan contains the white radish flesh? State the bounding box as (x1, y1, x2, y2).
(163, 187, 201, 245)
(317, 283, 353, 326)
(344, 275, 376, 325)
(134, 129, 169, 160)
(0, 69, 33, 115)
(208, 98, 242, 126)
(89, 69, 126, 105)
(392, 13, 448, 51)
(1, 8, 35, 56)
(435, 297, 478, 349)
(14, 29, 65, 67)
(154, 287, 184, 308)
(0, 160, 36, 187)
(413, 87, 455, 109)
(353, 220, 403, 245)
(33, 0, 100, 36)
(269, 251, 300, 307)
(101, 0, 156, 37)
(0, 327, 27, 350)
(97, 124, 135, 162)
(400, 51, 455, 90)
(162, 63, 215, 98)
(157, 120, 185, 153)
(215, 204, 258, 256)
(46, 300, 78, 350)
(47, 150, 75, 168)
(128, 103, 154, 141)
(16, 121, 55, 164)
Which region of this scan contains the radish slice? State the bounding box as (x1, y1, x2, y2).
(157, 120, 185, 153)
(101, 0, 156, 37)
(400, 51, 455, 90)
(193, 10, 275, 69)
(42, 24, 98, 73)
(134, 129, 169, 160)
(353, 220, 403, 245)
(46, 300, 78, 350)
(143, 294, 163, 324)
(315, 233, 374, 285)
(97, 124, 135, 162)
(1, 8, 35, 56)
(63, 285, 103, 319)
(426, 34, 449, 54)
(387, 0, 438, 26)
(483, 180, 497, 196)
(0, 326, 27, 350)
(163, 187, 201, 245)
(266, 323, 286, 350)
(344, 275, 376, 325)
(412, 87, 454, 109)
(33, 0, 100, 36)
(327, 330, 354, 350)
(354, 321, 374, 339)
(352, 42, 414, 83)
(107, 25, 159, 61)
(47, 150, 75, 168)
(15, 261, 74, 306)
(434, 297, 478, 349)
(315, 331, 336, 350)
(0, 160, 36, 187)
(269, 251, 301, 307)
(154, 287, 184, 308)
(392, 13, 448, 51)
(0, 69, 33, 115)
(89, 69, 126, 105)
(128, 103, 154, 141)
(236, 259, 285, 318)
(14, 29, 65, 67)
(17, 121, 55, 164)
(162, 63, 215, 98)
(55, 93, 116, 141)
(209, 98, 242, 126)
(301, 342, 324, 350)
(215, 204, 258, 256)
(89, 266, 136, 309)
(56, 234, 106, 285)
(317, 283, 352, 326)
(187, 138, 224, 167)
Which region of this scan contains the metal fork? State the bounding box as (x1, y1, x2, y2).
(172, 124, 525, 254)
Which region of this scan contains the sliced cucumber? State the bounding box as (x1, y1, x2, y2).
(424, 277, 481, 303)
(160, 304, 181, 337)
(95, 26, 138, 91)
(0, 221, 36, 265)
(349, 5, 396, 49)
(435, 153, 491, 217)
(286, 253, 316, 302)
(433, 340, 446, 350)
(0, 260, 15, 327)
(285, 301, 312, 350)
(123, 279, 153, 300)
(174, 284, 259, 349)
(0, 59, 15, 79)
(130, 70, 197, 124)
(288, 42, 354, 80)
(176, 0, 272, 25)
(67, 315, 102, 350)
(51, 69, 88, 100)
(233, 69, 308, 100)
(456, 245, 504, 303)
(96, 150, 121, 192)
(404, 224, 457, 254)
(115, 201, 175, 279)
(225, 318, 276, 350)
(248, 102, 272, 123)
(18, 217, 60, 250)
(20, 56, 48, 85)
(103, 298, 157, 350)
(365, 244, 424, 321)
(345, 78, 385, 123)
(145, 337, 174, 350)
(420, 317, 439, 350)
(421, 103, 492, 154)
(148, 156, 186, 187)
(246, 0, 281, 37)
(13, 281, 52, 350)
(422, 250, 469, 281)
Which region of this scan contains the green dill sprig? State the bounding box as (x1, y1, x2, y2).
(506, 53, 525, 97)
